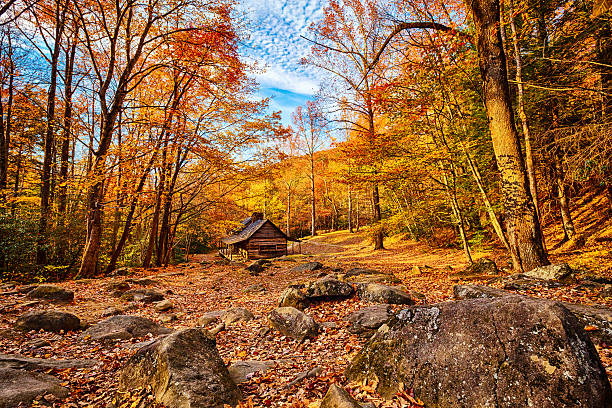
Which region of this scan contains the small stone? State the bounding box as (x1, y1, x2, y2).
(120, 288, 164, 303)
(100, 306, 124, 317)
(278, 286, 308, 310)
(243, 284, 266, 294)
(290, 262, 323, 273)
(320, 384, 362, 408)
(356, 283, 415, 305)
(198, 310, 226, 326)
(26, 285, 74, 303)
(268, 307, 319, 341)
(16, 310, 81, 333)
(524, 263, 574, 282)
(159, 314, 178, 324)
(228, 360, 274, 383)
(221, 308, 254, 325)
(154, 299, 173, 312)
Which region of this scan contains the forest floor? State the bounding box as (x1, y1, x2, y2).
(1, 192, 612, 407)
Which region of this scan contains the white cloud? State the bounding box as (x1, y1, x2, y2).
(238, 0, 328, 97)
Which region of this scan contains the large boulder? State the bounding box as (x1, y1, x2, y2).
(120, 288, 165, 303)
(346, 305, 394, 336)
(82, 315, 172, 341)
(0, 368, 68, 408)
(320, 384, 362, 408)
(290, 261, 323, 273)
(119, 328, 241, 408)
(524, 263, 574, 282)
(15, 310, 81, 332)
(305, 277, 354, 299)
(345, 296, 612, 407)
(268, 307, 319, 341)
(454, 284, 612, 344)
(278, 286, 308, 310)
(356, 283, 415, 305)
(26, 285, 74, 302)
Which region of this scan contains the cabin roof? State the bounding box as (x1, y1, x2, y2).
(221, 218, 292, 245)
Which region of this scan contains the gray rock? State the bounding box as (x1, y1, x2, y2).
(278, 286, 308, 310)
(356, 283, 415, 305)
(0, 367, 68, 408)
(290, 262, 323, 273)
(126, 277, 159, 286)
(268, 307, 319, 341)
(198, 310, 227, 326)
(451, 258, 499, 280)
(524, 263, 574, 282)
(502, 273, 564, 290)
(111, 267, 130, 276)
(221, 307, 254, 325)
(320, 384, 362, 408)
(106, 281, 131, 296)
(346, 305, 394, 336)
(15, 310, 81, 332)
(228, 360, 274, 383)
(82, 315, 172, 341)
(243, 284, 266, 294)
(154, 299, 173, 312)
(26, 285, 74, 302)
(100, 306, 124, 317)
(305, 277, 354, 299)
(346, 296, 612, 407)
(119, 328, 241, 408)
(160, 314, 178, 324)
(0, 354, 100, 370)
(245, 260, 268, 275)
(453, 284, 612, 344)
(120, 288, 164, 303)
(453, 284, 509, 300)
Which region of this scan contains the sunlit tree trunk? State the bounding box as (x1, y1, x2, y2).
(467, 0, 549, 271)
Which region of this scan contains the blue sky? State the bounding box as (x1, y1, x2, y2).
(238, 0, 329, 125)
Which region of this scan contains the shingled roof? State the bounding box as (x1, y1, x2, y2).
(221, 213, 293, 245)
(221, 219, 269, 245)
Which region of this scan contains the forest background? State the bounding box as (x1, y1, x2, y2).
(0, 0, 610, 283)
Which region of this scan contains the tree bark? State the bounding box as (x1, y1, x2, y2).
(554, 155, 575, 242)
(0, 28, 13, 193)
(348, 186, 353, 233)
(508, 0, 541, 226)
(37, 5, 66, 265)
(467, 0, 549, 271)
(310, 154, 316, 237)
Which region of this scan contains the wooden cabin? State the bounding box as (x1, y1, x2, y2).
(219, 213, 296, 261)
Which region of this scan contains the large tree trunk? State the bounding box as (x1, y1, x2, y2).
(0, 29, 13, 193)
(37, 10, 65, 265)
(467, 0, 549, 271)
(508, 0, 541, 229)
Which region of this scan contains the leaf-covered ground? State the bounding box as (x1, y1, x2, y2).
(1, 230, 611, 407)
